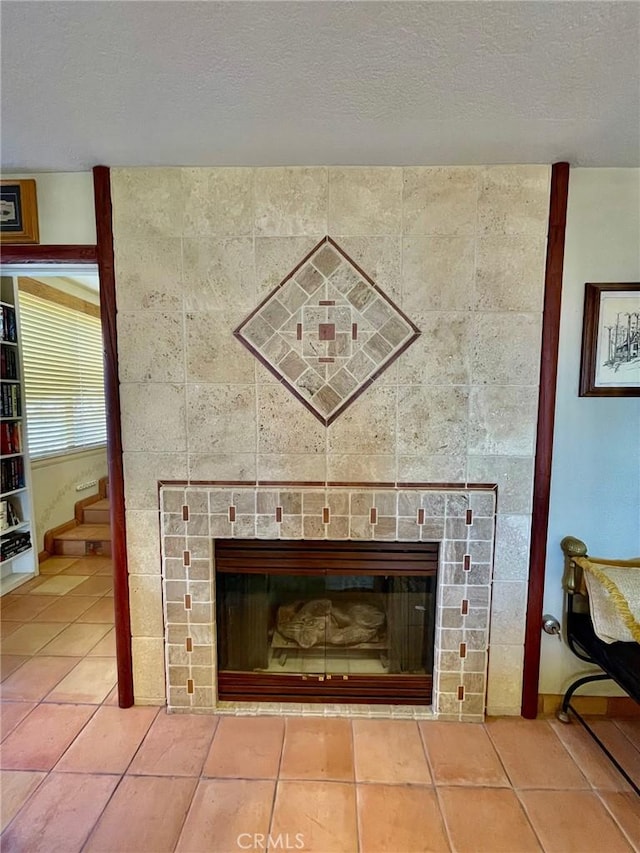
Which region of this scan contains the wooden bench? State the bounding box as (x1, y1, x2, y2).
(559, 536, 640, 794)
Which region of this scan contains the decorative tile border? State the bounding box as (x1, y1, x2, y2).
(160, 482, 496, 721)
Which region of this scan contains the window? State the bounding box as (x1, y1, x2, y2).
(18, 281, 106, 459)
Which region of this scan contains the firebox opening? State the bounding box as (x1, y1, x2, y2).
(214, 539, 439, 705)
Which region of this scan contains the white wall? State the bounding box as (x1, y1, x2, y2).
(540, 168, 640, 694)
(31, 448, 108, 552)
(4, 172, 96, 244)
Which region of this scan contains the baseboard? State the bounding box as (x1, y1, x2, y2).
(538, 693, 640, 718)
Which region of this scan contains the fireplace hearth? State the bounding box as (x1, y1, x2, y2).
(215, 540, 438, 704)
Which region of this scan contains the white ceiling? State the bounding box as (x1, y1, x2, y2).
(2, 1, 639, 171)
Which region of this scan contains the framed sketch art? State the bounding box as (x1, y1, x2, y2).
(579, 283, 640, 397)
(0, 179, 40, 244)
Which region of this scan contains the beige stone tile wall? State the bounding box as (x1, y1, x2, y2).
(111, 165, 550, 711)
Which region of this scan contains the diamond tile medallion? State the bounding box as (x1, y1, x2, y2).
(234, 237, 421, 425)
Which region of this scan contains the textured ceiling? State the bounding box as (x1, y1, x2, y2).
(2, 1, 639, 170)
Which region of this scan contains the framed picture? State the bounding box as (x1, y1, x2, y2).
(579, 282, 640, 397)
(0, 179, 40, 244)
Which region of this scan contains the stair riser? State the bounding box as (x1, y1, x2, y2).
(53, 540, 112, 557)
(82, 509, 110, 524)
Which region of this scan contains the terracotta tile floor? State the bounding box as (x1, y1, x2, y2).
(1, 556, 639, 853)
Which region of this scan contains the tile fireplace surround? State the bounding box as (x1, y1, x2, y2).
(160, 482, 497, 721)
(111, 165, 551, 715)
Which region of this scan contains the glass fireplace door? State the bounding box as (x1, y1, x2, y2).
(216, 571, 435, 678)
(214, 539, 438, 704)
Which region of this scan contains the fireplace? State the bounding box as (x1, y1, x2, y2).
(160, 482, 497, 720)
(215, 539, 438, 704)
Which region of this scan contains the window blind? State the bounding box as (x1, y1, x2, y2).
(18, 290, 106, 459)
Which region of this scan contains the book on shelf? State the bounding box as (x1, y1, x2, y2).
(0, 305, 17, 343)
(0, 382, 22, 417)
(1, 421, 21, 454)
(0, 529, 31, 562)
(8, 500, 20, 526)
(1, 346, 18, 380)
(0, 499, 20, 532)
(1, 456, 24, 493)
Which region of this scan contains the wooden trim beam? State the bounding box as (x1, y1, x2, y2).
(0, 245, 98, 264)
(93, 165, 134, 708)
(521, 162, 570, 718)
(18, 276, 100, 318)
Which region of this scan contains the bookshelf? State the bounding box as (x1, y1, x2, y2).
(1, 275, 37, 594)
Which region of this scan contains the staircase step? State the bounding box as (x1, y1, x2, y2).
(82, 499, 111, 524)
(53, 524, 111, 557)
(55, 524, 112, 541)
